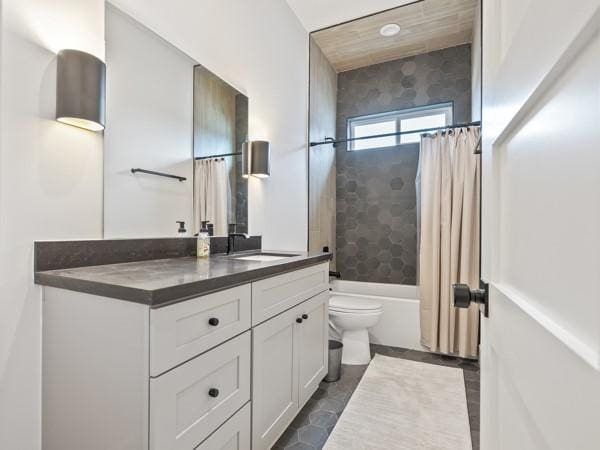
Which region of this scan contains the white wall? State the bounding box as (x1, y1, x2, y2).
(0, 0, 309, 447)
(104, 5, 195, 238)
(0, 1, 105, 449)
(110, 0, 309, 251)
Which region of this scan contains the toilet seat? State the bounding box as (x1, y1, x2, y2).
(329, 295, 383, 314)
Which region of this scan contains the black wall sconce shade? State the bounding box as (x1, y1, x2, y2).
(56, 49, 106, 132)
(242, 140, 270, 178)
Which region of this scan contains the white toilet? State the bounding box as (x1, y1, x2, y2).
(329, 294, 383, 365)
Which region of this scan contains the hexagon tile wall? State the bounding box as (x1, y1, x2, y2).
(335, 44, 472, 285)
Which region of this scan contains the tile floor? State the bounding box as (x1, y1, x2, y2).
(273, 344, 480, 450)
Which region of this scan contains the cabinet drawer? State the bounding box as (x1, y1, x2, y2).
(150, 284, 251, 376)
(194, 403, 250, 450)
(150, 332, 251, 450)
(252, 263, 329, 325)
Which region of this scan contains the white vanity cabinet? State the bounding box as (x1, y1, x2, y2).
(252, 290, 329, 450)
(42, 261, 329, 450)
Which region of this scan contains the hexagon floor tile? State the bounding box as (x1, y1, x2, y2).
(272, 344, 480, 450)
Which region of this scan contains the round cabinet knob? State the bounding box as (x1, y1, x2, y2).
(208, 388, 220, 398)
(296, 318, 303, 324)
(301, 314, 308, 320)
(208, 317, 220, 326)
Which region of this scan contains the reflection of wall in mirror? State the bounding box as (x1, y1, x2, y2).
(104, 5, 195, 238)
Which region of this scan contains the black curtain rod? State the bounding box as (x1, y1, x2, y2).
(130, 168, 186, 182)
(310, 121, 481, 147)
(195, 152, 242, 160)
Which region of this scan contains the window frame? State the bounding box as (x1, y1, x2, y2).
(346, 102, 454, 151)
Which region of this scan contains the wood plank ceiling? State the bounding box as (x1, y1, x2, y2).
(312, 0, 477, 72)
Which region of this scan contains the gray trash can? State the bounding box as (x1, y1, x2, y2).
(324, 340, 343, 382)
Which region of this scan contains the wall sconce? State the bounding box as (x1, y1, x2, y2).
(56, 49, 106, 132)
(242, 140, 270, 178)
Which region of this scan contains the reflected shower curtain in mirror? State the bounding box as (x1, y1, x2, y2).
(194, 159, 230, 236)
(417, 127, 480, 358)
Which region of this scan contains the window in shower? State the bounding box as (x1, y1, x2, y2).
(347, 102, 453, 151)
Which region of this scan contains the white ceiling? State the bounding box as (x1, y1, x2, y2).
(285, 0, 418, 32)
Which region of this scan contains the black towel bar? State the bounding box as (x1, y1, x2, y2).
(130, 168, 186, 182)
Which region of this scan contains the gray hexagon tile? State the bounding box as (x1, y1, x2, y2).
(298, 425, 328, 447)
(272, 362, 368, 450)
(335, 44, 471, 285)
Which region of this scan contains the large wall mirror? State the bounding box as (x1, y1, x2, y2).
(103, 3, 248, 238)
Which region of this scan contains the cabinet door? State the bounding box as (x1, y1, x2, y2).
(297, 291, 329, 407)
(252, 307, 300, 450)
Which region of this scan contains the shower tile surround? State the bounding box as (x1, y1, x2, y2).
(335, 44, 472, 284)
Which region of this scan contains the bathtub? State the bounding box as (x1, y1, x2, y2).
(329, 279, 425, 352)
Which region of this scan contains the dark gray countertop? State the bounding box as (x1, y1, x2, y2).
(35, 251, 332, 307)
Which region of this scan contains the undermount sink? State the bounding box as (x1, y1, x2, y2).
(231, 252, 299, 262)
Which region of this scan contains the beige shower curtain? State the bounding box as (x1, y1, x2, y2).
(418, 127, 480, 358)
(194, 159, 230, 236)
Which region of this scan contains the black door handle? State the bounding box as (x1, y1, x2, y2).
(296, 317, 303, 324)
(452, 282, 489, 317)
(301, 314, 308, 320)
(208, 388, 220, 398)
(208, 317, 219, 326)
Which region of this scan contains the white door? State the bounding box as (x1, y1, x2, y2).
(252, 306, 300, 450)
(480, 1, 600, 449)
(297, 291, 329, 407)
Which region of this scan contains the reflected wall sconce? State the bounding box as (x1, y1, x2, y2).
(56, 49, 106, 132)
(242, 140, 270, 178)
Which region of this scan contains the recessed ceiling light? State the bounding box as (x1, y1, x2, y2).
(380, 23, 401, 37)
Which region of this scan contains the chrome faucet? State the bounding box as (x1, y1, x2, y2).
(227, 232, 250, 255)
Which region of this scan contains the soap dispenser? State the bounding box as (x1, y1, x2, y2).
(197, 221, 211, 258)
(176, 221, 187, 237)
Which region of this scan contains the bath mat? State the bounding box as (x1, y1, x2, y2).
(323, 355, 472, 450)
